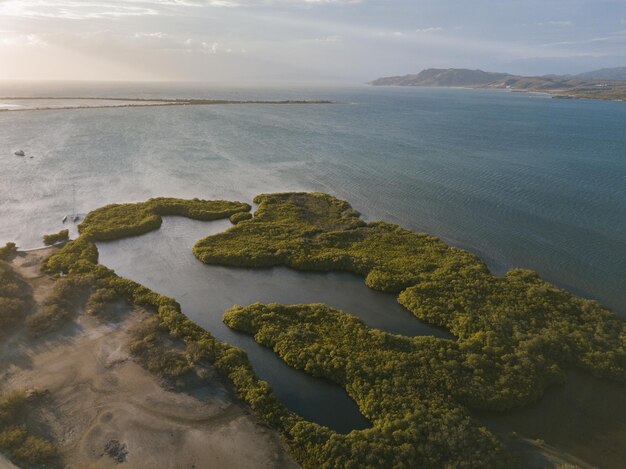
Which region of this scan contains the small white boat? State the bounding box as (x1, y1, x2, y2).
(62, 215, 68, 223)
(14, 150, 25, 157)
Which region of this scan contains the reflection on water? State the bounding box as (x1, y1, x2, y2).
(97, 216, 448, 432)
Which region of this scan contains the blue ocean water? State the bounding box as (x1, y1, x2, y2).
(0, 82, 624, 317)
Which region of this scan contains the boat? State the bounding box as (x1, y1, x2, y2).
(71, 186, 80, 222)
(14, 150, 25, 157)
(62, 215, 68, 223)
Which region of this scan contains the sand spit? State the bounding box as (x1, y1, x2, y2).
(1, 249, 296, 469)
(0, 97, 334, 113)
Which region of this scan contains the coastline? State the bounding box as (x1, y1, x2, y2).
(367, 83, 626, 101)
(0, 97, 335, 113)
(0, 247, 295, 468)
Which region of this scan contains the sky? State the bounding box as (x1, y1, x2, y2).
(0, 0, 625, 82)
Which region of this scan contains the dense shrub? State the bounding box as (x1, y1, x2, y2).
(229, 211, 253, 224)
(42, 229, 69, 246)
(128, 317, 192, 378)
(0, 243, 17, 261)
(26, 274, 95, 336)
(78, 197, 250, 242)
(0, 391, 58, 467)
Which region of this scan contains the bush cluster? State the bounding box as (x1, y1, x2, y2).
(0, 243, 17, 261)
(26, 274, 95, 335)
(78, 197, 250, 242)
(0, 390, 57, 467)
(42, 229, 69, 246)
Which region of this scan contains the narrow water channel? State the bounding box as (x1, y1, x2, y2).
(96, 216, 448, 432)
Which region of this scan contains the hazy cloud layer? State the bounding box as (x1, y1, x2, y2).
(0, 0, 624, 81)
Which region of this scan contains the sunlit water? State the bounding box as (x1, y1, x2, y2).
(1, 82, 624, 317)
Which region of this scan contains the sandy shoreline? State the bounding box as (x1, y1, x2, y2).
(0, 248, 296, 468)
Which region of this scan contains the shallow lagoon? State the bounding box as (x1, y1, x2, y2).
(97, 216, 448, 432)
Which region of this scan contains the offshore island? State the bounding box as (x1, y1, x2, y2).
(1, 193, 624, 468)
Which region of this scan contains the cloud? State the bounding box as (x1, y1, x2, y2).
(415, 27, 442, 33)
(0, 0, 361, 19)
(0, 31, 47, 46)
(536, 20, 573, 27)
(131, 31, 229, 54)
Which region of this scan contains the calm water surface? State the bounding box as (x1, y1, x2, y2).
(1, 83, 624, 317)
(2, 81, 625, 439)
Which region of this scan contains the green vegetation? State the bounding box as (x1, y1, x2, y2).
(194, 192, 625, 465)
(26, 274, 95, 335)
(128, 316, 193, 379)
(42, 229, 69, 246)
(0, 390, 57, 467)
(38, 193, 625, 469)
(225, 303, 511, 467)
(78, 197, 250, 242)
(0, 261, 30, 331)
(229, 211, 253, 224)
(0, 243, 17, 261)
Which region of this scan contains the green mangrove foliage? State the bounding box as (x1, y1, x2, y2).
(193, 192, 625, 464)
(225, 303, 511, 468)
(193, 192, 483, 293)
(229, 211, 253, 224)
(0, 390, 57, 467)
(40, 193, 626, 469)
(0, 261, 30, 331)
(78, 197, 251, 241)
(42, 229, 69, 246)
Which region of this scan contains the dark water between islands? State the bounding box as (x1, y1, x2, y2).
(97, 216, 450, 433)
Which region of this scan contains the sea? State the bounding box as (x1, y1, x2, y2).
(1, 82, 625, 459)
(1, 82, 624, 314)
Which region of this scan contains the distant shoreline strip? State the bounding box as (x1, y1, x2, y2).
(0, 97, 335, 112)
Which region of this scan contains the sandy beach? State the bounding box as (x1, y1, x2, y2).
(0, 248, 296, 469)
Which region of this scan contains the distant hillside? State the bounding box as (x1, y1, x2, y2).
(576, 67, 626, 80)
(369, 68, 626, 101)
(369, 68, 510, 87)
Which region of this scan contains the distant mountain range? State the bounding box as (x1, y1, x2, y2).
(369, 68, 626, 101)
(575, 67, 626, 80)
